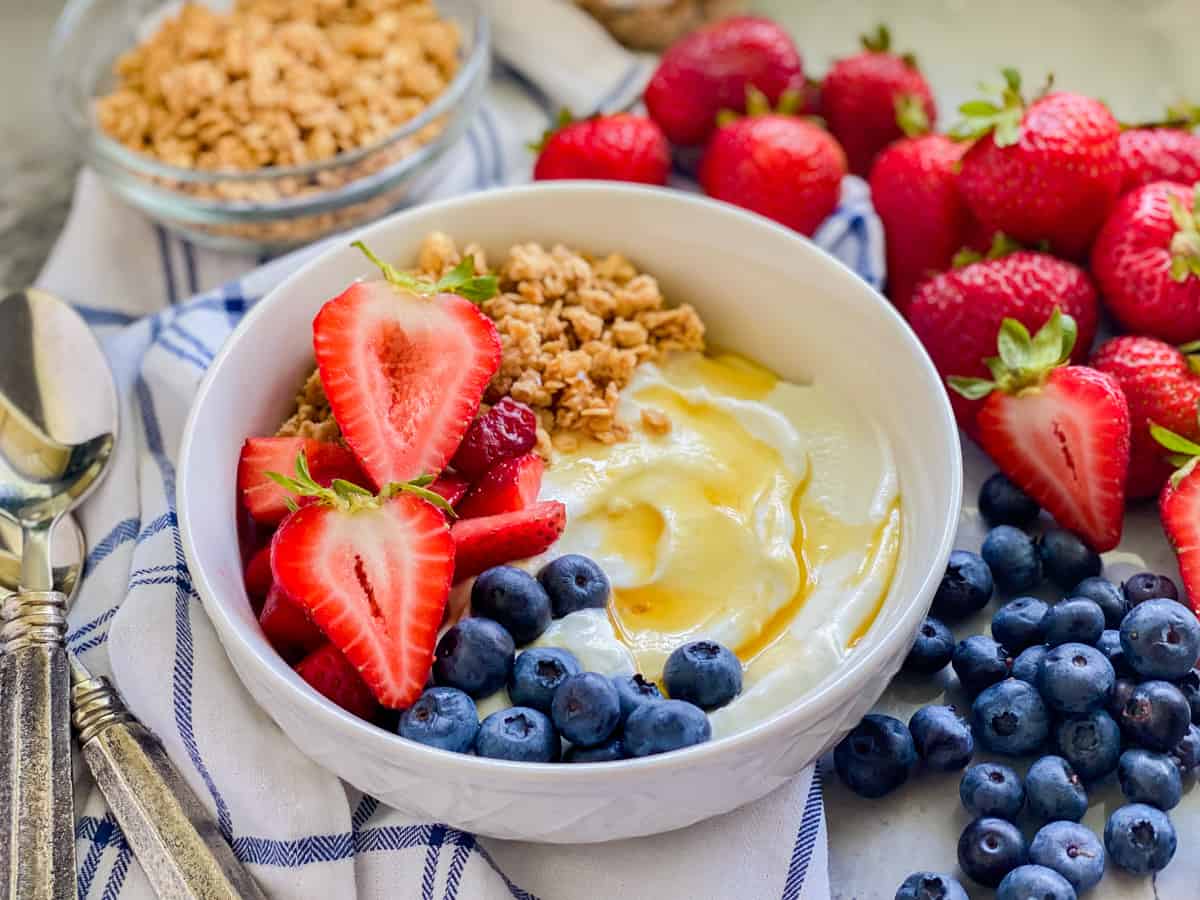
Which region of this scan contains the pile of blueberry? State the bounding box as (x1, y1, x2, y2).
(396, 554, 743, 761)
(837, 473, 1200, 900)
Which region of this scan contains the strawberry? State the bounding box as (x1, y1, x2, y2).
(699, 115, 846, 237)
(294, 643, 380, 721)
(429, 472, 471, 508)
(458, 453, 544, 519)
(644, 16, 804, 147)
(1091, 182, 1200, 344)
(1090, 336, 1200, 500)
(1152, 423, 1200, 613)
(237, 436, 364, 525)
(451, 500, 566, 583)
(953, 71, 1121, 258)
(243, 544, 274, 612)
(314, 243, 501, 489)
(906, 248, 1099, 435)
(950, 310, 1129, 552)
(450, 397, 539, 480)
(532, 112, 670, 185)
(259, 583, 326, 663)
(1118, 128, 1200, 194)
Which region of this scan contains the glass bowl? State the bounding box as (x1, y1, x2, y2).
(49, 0, 490, 253)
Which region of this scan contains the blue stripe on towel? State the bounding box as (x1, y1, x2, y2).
(780, 771, 824, 900)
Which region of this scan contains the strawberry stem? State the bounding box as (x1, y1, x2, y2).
(949, 68, 1030, 146)
(948, 308, 1077, 400)
(1168, 185, 1200, 283)
(353, 241, 498, 303)
(266, 451, 456, 517)
(1121, 101, 1200, 130)
(861, 24, 891, 53)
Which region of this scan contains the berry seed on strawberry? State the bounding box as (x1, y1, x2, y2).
(532, 112, 670, 186)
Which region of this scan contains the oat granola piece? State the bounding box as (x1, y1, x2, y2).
(276, 369, 340, 443)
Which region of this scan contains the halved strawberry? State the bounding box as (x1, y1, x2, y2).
(429, 472, 471, 509)
(294, 643, 380, 721)
(238, 436, 365, 525)
(1151, 423, 1200, 614)
(244, 544, 274, 613)
(259, 583, 326, 662)
(951, 310, 1129, 551)
(451, 500, 566, 583)
(458, 453, 544, 519)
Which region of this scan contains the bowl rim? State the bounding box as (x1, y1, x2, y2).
(178, 181, 963, 779)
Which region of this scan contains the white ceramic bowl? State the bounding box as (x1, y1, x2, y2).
(178, 182, 962, 843)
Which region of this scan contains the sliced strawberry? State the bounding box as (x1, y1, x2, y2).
(259, 582, 326, 662)
(451, 500, 566, 583)
(450, 397, 539, 480)
(429, 472, 471, 509)
(1151, 425, 1200, 614)
(238, 437, 365, 525)
(294, 643, 380, 721)
(458, 453, 544, 519)
(244, 544, 274, 614)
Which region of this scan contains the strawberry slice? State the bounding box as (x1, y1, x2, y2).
(1151, 424, 1200, 614)
(238, 437, 365, 525)
(294, 643, 380, 721)
(244, 544, 274, 613)
(458, 453, 544, 519)
(313, 244, 501, 488)
(429, 472, 471, 509)
(951, 310, 1129, 552)
(259, 583, 326, 662)
(451, 500, 566, 583)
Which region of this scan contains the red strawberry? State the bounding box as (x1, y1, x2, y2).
(907, 249, 1099, 435)
(451, 500, 566, 583)
(644, 16, 804, 147)
(458, 453, 544, 519)
(533, 113, 670, 185)
(294, 643, 380, 721)
(950, 310, 1129, 551)
(244, 544, 274, 612)
(429, 472, 471, 508)
(1091, 181, 1200, 343)
(237, 437, 364, 525)
(954, 72, 1121, 258)
(314, 243, 501, 488)
(1090, 336, 1200, 500)
(259, 583, 326, 663)
(1153, 424, 1200, 612)
(450, 397, 538, 480)
(699, 115, 846, 237)
(1118, 128, 1200, 194)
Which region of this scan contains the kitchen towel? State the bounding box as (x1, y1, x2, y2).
(35, 2, 882, 897)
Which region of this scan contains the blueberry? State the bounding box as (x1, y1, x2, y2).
(895, 871, 970, 900)
(972, 679, 1050, 756)
(992, 597, 1049, 652)
(1042, 599, 1105, 647)
(932, 549, 995, 621)
(1037, 643, 1115, 714)
(982, 527, 1041, 594)
(952, 635, 1012, 697)
(957, 817, 1027, 888)
(1177, 668, 1200, 723)
(564, 736, 627, 763)
(833, 714, 917, 798)
(979, 472, 1041, 528)
(1122, 571, 1180, 607)
(611, 673, 663, 725)
(1094, 629, 1129, 674)
(1120, 680, 1192, 751)
(1025, 755, 1087, 823)
(474, 707, 560, 762)
(623, 699, 711, 757)
(960, 763, 1025, 819)
(1056, 710, 1122, 781)
(397, 687, 479, 753)
(1037, 529, 1101, 590)
(507, 647, 581, 714)
(1118, 749, 1182, 810)
(1104, 803, 1177, 874)
(1072, 576, 1127, 628)
(433, 618, 516, 698)
(996, 866, 1076, 900)
(1171, 724, 1200, 773)
(1011, 644, 1049, 685)
(1028, 821, 1105, 894)
(903, 616, 955, 674)
(470, 566, 552, 645)
(1120, 598, 1200, 681)
(908, 705, 974, 771)
(1109, 676, 1137, 719)
(663, 640, 742, 710)
(538, 554, 611, 618)
(551, 672, 621, 747)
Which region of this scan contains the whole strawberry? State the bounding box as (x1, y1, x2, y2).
(821, 25, 937, 176)
(1091, 181, 1200, 343)
(1118, 128, 1200, 194)
(954, 71, 1121, 258)
(533, 113, 670, 185)
(644, 16, 804, 148)
(699, 115, 846, 236)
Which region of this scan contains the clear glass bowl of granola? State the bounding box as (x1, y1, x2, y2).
(50, 0, 489, 253)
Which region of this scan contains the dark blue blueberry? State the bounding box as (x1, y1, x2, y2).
(611, 673, 663, 725)
(1122, 572, 1179, 607)
(895, 872, 970, 900)
(1028, 821, 1105, 894)
(1072, 576, 1127, 628)
(537, 554, 611, 618)
(903, 616, 955, 674)
(960, 763, 1024, 820)
(470, 566, 552, 646)
(474, 707, 560, 762)
(972, 679, 1050, 756)
(433, 618, 516, 698)
(663, 640, 742, 710)
(623, 699, 711, 757)
(1177, 668, 1200, 723)
(1118, 749, 1182, 810)
(507, 647, 581, 714)
(952, 635, 1013, 697)
(932, 550, 995, 622)
(551, 672, 621, 747)
(833, 714, 917, 798)
(996, 866, 1076, 900)
(992, 597, 1049, 652)
(957, 817, 1027, 888)
(1109, 676, 1137, 719)
(1037, 529, 1101, 590)
(397, 687, 479, 753)
(1025, 755, 1087, 823)
(1104, 804, 1176, 874)
(979, 472, 1041, 529)
(1041, 599, 1104, 647)
(563, 736, 627, 763)
(1120, 680, 1192, 751)
(1056, 710, 1122, 782)
(1011, 644, 1049, 685)
(1037, 643, 1115, 714)
(981, 527, 1041, 594)
(1095, 629, 1129, 674)
(1120, 598, 1200, 681)
(1171, 724, 1200, 773)
(908, 705, 974, 771)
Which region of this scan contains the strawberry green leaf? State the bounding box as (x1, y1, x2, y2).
(952, 247, 984, 268)
(777, 88, 802, 116)
(996, 318, 1033, 371)
(1001, 68, 1022, 94)
(895, 93, 930, 137)
(948, 376, 997, 400)
(354, 241, 498, 303)
(950, 69, 1026, 145)
(861, 24, 891, 53)
(1168, 186, 1200, 283)
(383, 480, 458, 518)
(1150, 421, 1200, 458)
(528, 108, 575, 152)
(958, 100, 1002, 116)
(963, 309, 1075, 396)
